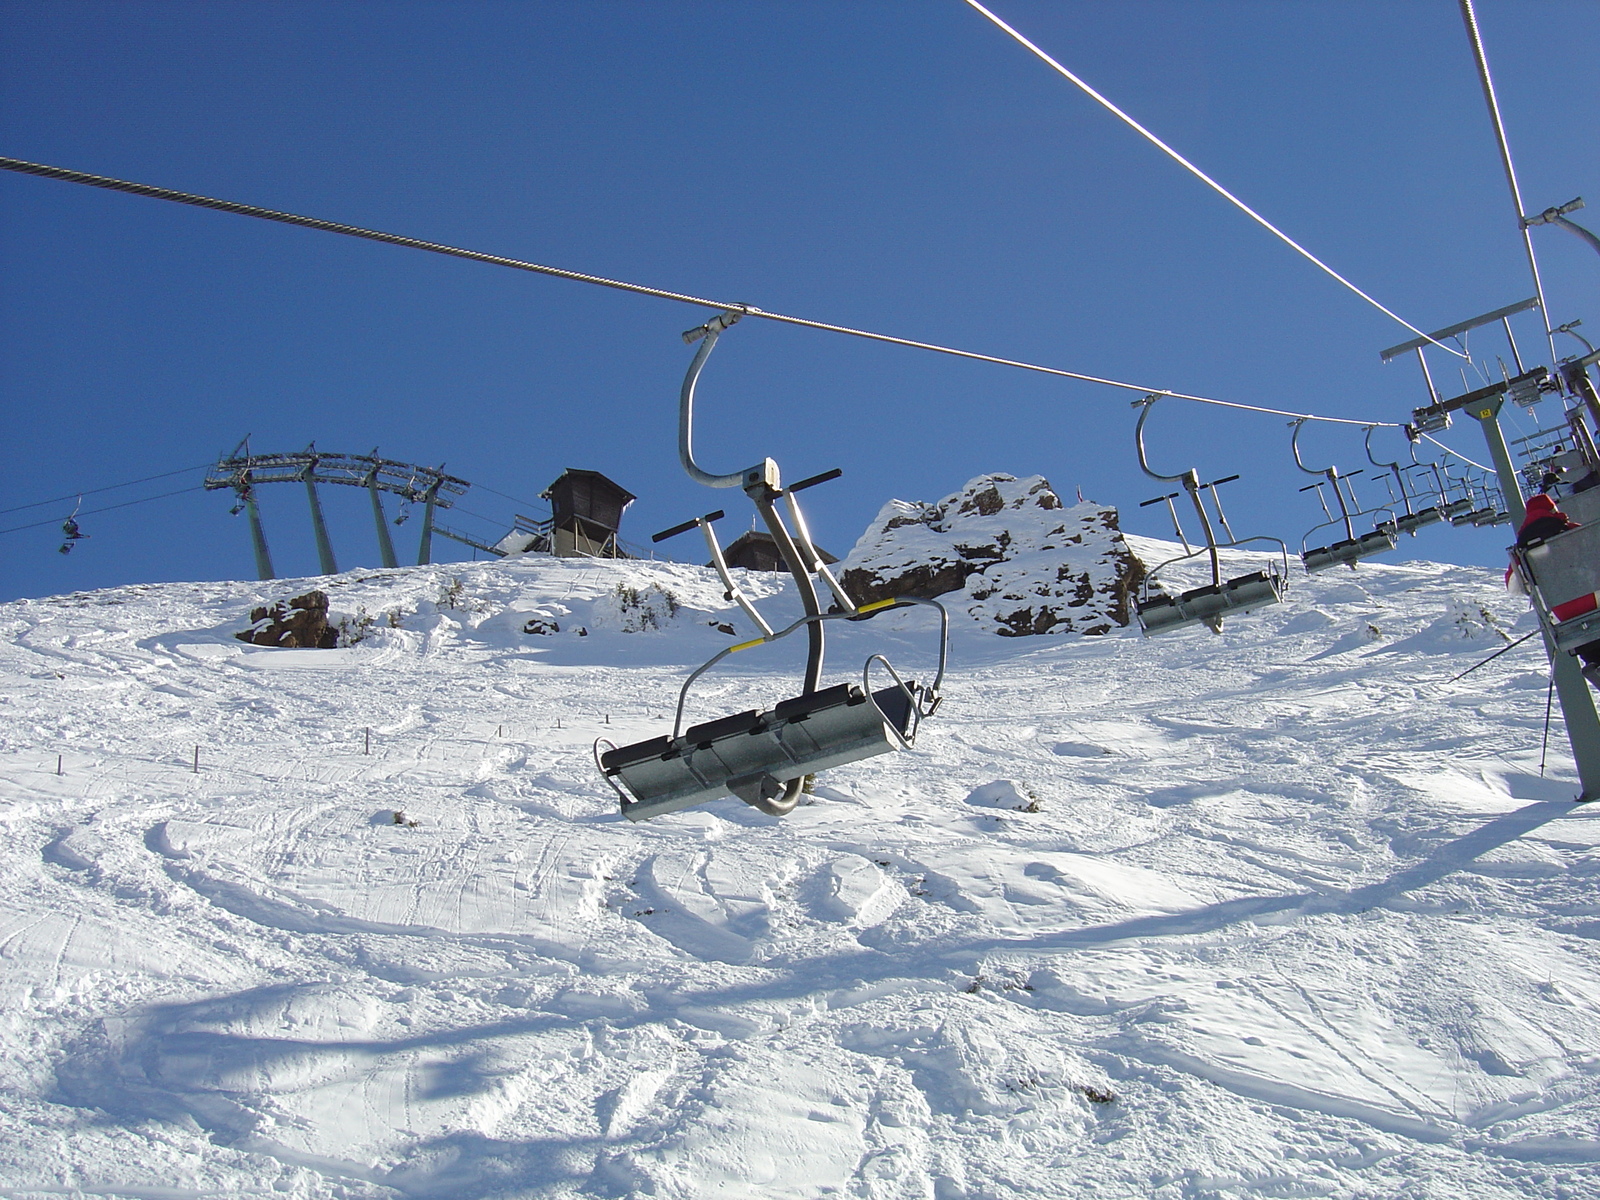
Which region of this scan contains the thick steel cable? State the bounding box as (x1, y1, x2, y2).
(962, 0, 1471, 362)
(0, 154, 1396, 428)
(0, 462, 209, 516)
(1457, 0, 1558, 366)
(0, 484, 198, 535)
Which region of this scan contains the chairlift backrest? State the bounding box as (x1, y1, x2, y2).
(596, 312, 948, 821)
(1127, 395, 1288, 635)
(1290, 421, 1396, 572)
(1365, 426, 1442, 535)
(1516, 521, 1600, 658)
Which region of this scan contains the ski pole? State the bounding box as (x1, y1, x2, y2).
(1451, 628, 1540, 682)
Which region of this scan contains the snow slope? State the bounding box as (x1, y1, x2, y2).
(3, 544, 1600, 1199)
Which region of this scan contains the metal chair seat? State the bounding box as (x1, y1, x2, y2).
(1302, 528, 1397, 573)
(1394, 506, 1443, 534)
(1443, 499, 1476, 522)
(1137, 569, 1284, 635)
(602, 682, 919, 822)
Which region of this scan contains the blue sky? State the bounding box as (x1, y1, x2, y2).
(3, 1, 1598, 601)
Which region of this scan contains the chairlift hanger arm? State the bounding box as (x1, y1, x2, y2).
(1131, 395, 1200, 489)
(1289, 419, 1339, 480)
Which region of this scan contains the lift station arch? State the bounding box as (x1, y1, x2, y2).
(204, 442, 470, 580)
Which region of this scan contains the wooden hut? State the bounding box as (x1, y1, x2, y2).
(540, 469, 635, 558)
(718, 528, 838, 572)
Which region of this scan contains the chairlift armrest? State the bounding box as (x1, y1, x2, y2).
(1298, 483, 1323, 493)
(1203, 474, 1241, 489)
(653, 510, 725, 543)
(1139, 492, 1180, 507)
(785, 468, 843, 494)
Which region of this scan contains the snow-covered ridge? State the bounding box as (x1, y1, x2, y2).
(840, 473, 1144, 636)
(4, 550, 1600, 1198)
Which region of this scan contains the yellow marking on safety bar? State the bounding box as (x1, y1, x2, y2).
(858, 598, 900, 614)
(729, 637, 766, 653)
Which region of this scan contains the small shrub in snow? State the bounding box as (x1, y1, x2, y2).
(436, 578, 466, 610)
(335, 607, 377, 647)
(610, 583, 681, 633)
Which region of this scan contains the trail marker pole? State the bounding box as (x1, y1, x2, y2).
(56, 755, 62, 776)
(192, 745, 199, 774)
(365, 727, 371, 755)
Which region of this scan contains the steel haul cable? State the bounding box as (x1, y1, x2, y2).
(0, 154, 1398, 429)
(1458, 0, 1558, 366)
(0, 484, 199, 536)
(0, 463, 210, 516)
(961, 0, 1471, 362)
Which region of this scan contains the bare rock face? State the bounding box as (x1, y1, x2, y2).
(236, 590, 339, 649)
(839, 474, 1145, 637)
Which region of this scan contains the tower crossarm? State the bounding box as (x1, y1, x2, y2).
(204, 450, 470, 508)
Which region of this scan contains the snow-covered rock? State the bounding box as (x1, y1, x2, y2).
(838, 473, 1146, 636)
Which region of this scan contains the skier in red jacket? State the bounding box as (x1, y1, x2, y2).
(1507, 494, 1600, 682)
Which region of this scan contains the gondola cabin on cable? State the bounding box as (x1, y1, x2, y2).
(1127, 394, 1288, 636)
(595, 310, 948, 822)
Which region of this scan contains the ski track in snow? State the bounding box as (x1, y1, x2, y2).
(2, 549, 1600, 1197)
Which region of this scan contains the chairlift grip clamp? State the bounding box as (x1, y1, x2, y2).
(682, 306, 752, 345)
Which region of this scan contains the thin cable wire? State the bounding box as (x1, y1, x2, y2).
(0, 484, 198, 536)
(0, 462, 210, 516)
(0, 154, 1396, 429)
(447, 504, 514, 529)
(470, 482, 551, 513)
(1419, 433, 1491, 473)
(962, 0, 1471, 362)
(1457, 0, 1558, 366)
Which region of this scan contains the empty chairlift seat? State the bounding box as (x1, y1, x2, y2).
(1391, 505, 1444, 535)
(1302, 527, 1397, 574)
(1521, 522, 1600, 659)
(1137, 569, 1285, 635)
(601, 681, 920, 821)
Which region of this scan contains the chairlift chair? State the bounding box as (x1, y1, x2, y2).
(1291, 421, 1397, 573)
(1459, 470, 1504, 524)
(596, 310, 948, 822)
(57, 497, 87, 555)
(1409, 452, 1476, 523)
(1128, 395, 1289, 635)
(1511, 522, 1600, 674)
(1365, 426, 1442, 536)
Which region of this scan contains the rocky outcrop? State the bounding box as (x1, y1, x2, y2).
(236, 590, 340, 648)
(839, 474, 1145, 637)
